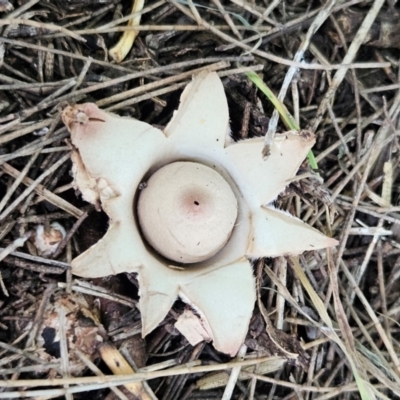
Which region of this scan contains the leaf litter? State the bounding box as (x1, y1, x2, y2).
(0, 0, 400, 399)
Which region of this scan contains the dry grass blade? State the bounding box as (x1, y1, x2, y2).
(0, 154, 73, 221)
(1, 163, 83, 217)
(109, 0, 145, 63)
(264, 0, 338, 139)
(99, 343, 155, 400)
(290, 256, 376, 400)
(0, 18, 86, 42)
(221, 344, 247, 400)
(75, 350, 130, 400)
(311, 0, 386, 132)
(196, 357, 286, 390)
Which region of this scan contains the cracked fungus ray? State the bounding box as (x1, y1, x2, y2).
(62, 71, 337, 356)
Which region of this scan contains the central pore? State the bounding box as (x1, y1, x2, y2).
(137, 161, 238, 263)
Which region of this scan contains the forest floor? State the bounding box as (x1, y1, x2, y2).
(0, 0, 400, 399)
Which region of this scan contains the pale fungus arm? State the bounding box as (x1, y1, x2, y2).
(247, 207, 338, 259)
(62, 103, 166, 203)
(225, 131, 316, 208)
(179, 258, 255, 356)
(165, 71, 230, 148)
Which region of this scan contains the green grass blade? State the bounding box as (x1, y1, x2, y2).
(246, 71, 318, 170)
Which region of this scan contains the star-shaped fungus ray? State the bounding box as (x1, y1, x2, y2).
(247, 207, 338, 258)
(164, 71, 229, 148)
(71, 221, 144, 278)
(179, 258, 255, 356)
(62, 103, 166, 202)
(137, 261, 180, 337)
(62, 103, 166, 277)
(225, 131, 316, 208)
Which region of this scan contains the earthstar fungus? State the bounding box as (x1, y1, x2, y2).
(62, 72, 337, 356)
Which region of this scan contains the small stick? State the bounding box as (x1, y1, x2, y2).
(1, 162, 83, 218)
(0, 18, 86, 42)
(52, 211, 89, 259)
(75, 350, 129, 400)
(99, 343, 154, 400)
(0, 153, 71, 221)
